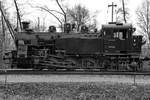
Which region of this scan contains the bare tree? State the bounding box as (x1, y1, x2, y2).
(36, 6, 63, 27)
(28, 1, 96, 32)
(28, 0, 66, 30)
(136, 0, 150, 39)
(66, 4, 97, 31)
(0, 1, 16, 52)
(33, 16, 47, 32)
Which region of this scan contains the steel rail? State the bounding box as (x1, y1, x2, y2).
(0, 69, 150, 75)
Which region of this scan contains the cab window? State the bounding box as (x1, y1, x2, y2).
(103, 29, 113, 38)
(113, 29, 128, 40)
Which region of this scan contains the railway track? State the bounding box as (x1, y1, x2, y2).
(0, 69, 150, 75)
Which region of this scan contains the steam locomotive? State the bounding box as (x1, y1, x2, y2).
(7, 22, 143, 71)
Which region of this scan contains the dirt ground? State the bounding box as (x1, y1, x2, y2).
(0, 74, 150, 85)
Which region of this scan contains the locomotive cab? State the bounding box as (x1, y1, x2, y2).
(102, 23, 138, 54)
(101, 23, 143, 71)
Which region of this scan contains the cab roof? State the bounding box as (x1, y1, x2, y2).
(102, 23, 133, 30)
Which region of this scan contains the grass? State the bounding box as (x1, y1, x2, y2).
(0, 82, 150, 100)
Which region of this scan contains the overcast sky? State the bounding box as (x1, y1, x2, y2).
(4, 0, 143, 29)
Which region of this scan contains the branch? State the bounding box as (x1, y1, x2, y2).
(43, 5, 64, 15)
(39, 6, 63, 26)
(14, 0, 22, 30)
(136, 9, 148, 31)
(122, 0, 126, 23)
(47, 9, 64, 15)
(56, 0, 66, 24)
(56, 0, 66, 15)
(28, 3, 63, 27)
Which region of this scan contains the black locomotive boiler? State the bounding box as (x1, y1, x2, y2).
(8, 22, 143, 71)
